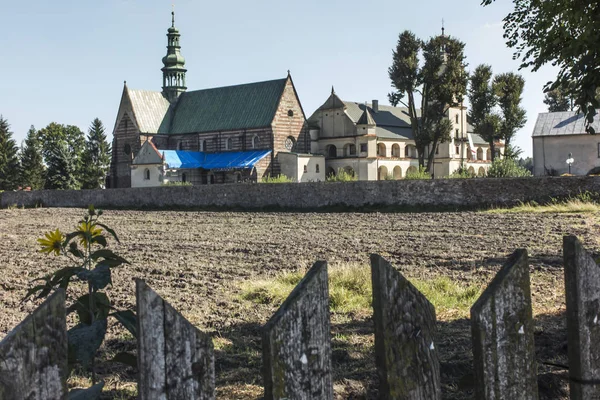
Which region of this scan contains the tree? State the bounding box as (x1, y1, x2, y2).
(493, 72, 527, 151)
(64, 125, 86, 185)
(468, 65, 500, 161)
(543, 87, 573, 112)
(80, 119, 111, 189)
(19, 126, 45, 189)
(38, 122, 80, 190)
(0, 116, 21, 190)
(388, 31, 468, 171)
(481, 0, 600, 133)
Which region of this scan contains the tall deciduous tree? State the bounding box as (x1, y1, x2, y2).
(80, 118, 111, 189)
(468, 65, 500, 161)
(19, 126, 45, 190)
(0, 116, 20, 190)
(493, 72, 527, 155)
(38, 122, 80, 190)
(543, 87, 573, 112)
(388, 31, 468, 171)
(481, 0, 600, 133)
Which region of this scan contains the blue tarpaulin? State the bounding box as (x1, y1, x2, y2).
(162, 149, 271, 171)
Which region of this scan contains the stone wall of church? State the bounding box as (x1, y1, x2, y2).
(110, 113, 143, 188)
(270, 78, 309, 176)
(4, 177, 600, 211)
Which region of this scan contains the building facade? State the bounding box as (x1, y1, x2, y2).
(532, 111, 600, 176)
(306, 90, 494, 180)
(109, 11, 308, 188)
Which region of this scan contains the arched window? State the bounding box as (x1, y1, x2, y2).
(326, 166, 335, 177)
(226, 138, 233, 150)
(377, 143, 386, 157)
(344, 166, 355, 177)
(182, 173, 187, 183)
(478, 167, 486, 177)
(199, 139, 206, 152)
(327, 145, 337, 158)
(486, 149, 492, 160)
(477, 147, 484, 160)
(303, 165, 308, 173)
(288, 109, 294, 117)
(144, 168, 150, 180)
(316, 164, 320, 173)
(177, 141, 183, 151)
(378, 166, 389, 180)
(252, 135, 260, 149)
(455, 114, 459, 124)
(124, 143, 131, 155)
(404, 146, 409, 158)
(391, 144, 400, 157)
(393, 166, 402, 179)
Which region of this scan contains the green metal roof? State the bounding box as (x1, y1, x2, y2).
(168, 78, 287, 134)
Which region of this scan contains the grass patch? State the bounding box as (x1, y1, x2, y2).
(489, 199, 600, 214)
(240, 265, 481, 319)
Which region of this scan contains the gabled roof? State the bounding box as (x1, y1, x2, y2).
(132, 140, 164, 165)
(162, 149, 271, 170)
(532, 111, 600, 137)
(170, 78, 287, 134)
(127, 89, 171, 134)
(126, 78, 288, 135)
(317, 91, 346, 110)
(357, 107, 376, 126)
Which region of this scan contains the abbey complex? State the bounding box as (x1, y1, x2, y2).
(108, 11, 494, 188)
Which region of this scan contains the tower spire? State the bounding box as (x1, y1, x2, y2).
(441, 18, 445, 36)
(161, 7, 187, 103)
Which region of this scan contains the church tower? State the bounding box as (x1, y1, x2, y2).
(161, 9, 187, 103)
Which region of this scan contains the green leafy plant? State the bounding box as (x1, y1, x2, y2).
(24, 206, 135, 397)
(261, 174, 293, 183)
(326, 168, 357, 182)
(161, 180, 192, 186)
(486, 158, 532, 178)
(449, 166, 476, 179)
(405, 166, 432, 180)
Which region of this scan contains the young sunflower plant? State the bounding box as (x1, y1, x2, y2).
(24, 206, 136, 392)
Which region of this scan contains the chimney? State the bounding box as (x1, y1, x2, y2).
(372, 100, 379, 113)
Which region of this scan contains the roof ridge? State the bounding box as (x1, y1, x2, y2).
(182, 77, 287, 95)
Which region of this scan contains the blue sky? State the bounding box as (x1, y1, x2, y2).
(1, 0, 558, 157)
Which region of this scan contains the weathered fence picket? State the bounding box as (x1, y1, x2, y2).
(471, 249, 538, 400)
(136, 279, 215, 400)
(370, 254, 441, 400)
(0, 289, 68, 400)
(262, 261, 333, 400)
(563, 235, 600, 399)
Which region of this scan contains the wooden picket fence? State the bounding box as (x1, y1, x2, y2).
(1, 235, 599, 399)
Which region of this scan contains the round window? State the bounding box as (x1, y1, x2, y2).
(124, 143, 131, 155)
(284, 136, 295, 151)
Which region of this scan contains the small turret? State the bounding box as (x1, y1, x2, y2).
(161, 8, 187, 103)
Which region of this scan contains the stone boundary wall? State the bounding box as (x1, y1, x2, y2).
(1, 176, 599, 211)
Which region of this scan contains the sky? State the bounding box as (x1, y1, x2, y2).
(0, 0, 559, 157)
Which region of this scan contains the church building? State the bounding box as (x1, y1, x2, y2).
(108, 11, 309, 188)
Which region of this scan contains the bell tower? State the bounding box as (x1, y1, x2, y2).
(161, 9, 187, 103)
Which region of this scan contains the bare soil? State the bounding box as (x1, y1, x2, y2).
(1, 208, 599, 399)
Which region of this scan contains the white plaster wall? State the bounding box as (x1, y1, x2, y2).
(297, 155, 326, 182)
(533, 135, 600, 176)
(131, 164, 164, 187)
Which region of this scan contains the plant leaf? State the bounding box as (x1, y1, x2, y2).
(111, 352, 137, 368)
(90, 234, 107, 248)
(77, 265, 112, 291)
(90, 249, 129, 265)
(111, 310, 137, 338)
(96, 223, 119, 243)
(68, 292, 111, 325)
(68, 381, 104, 400)
(67, 319, 107, 370)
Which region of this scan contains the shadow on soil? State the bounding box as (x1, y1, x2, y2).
(212, 311, 569, 400)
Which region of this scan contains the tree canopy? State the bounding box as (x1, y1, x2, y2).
(0, 116, 21, 190)
(388, 30, 468, 171)
(38, 122, 81, 190)
(80, 118, 111, 189)
(19, 126, 45, 190)
(482, 0, 600, 133)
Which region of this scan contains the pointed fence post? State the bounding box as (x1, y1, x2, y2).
(136, 279, 215, 400)
(0, 289, 68, 400)
(471, 249, 538, 400)
(563, 236, 600, 399)
(370, 254, 441, 400)
(262, 261, 333, 400)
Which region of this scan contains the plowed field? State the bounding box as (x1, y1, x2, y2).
(1, 208, 598, 399)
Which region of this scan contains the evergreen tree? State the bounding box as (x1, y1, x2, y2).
(19, 126, 45, 189)
(39, 122, 79, 190)
(80, 118, 111, 189)
(0, 116, 21, 190)
(543, 88, 573, 112)
(388, 31, 468, 171)
(65, 125, 86, 186)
